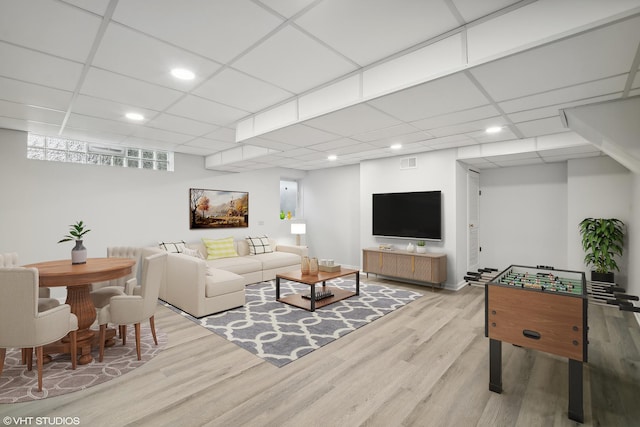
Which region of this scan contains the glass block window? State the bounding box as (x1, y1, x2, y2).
(27, 133, 174, 171)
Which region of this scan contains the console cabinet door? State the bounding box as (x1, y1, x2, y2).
(380, 253, 397, 276)
(396, 255, 414, 280)
(413, 256, 433, 282)
(363, 250, 381, 274)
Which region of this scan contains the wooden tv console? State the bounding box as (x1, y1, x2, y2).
(362, 248, 447, 287)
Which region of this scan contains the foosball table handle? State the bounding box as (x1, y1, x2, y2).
(619, 305, 640, 313)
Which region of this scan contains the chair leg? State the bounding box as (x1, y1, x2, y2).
(69, 330, 77, 370)
(21, 348, 29, 364)
(36, 346, 44, 392)
(0, 348, 5, 377)
(121, 325, 127, 345)
(150, 315, 158, 346)
(135, 323, 141, 360)
(26, 348, 33, 371)
(99, 324, 107, 362)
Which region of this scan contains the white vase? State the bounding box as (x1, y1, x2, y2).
(72, 240, 87, 264)
(416, 246, 427, 254)
(406, 242, 415, 252)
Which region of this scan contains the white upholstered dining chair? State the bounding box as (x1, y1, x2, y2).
(97, 252, 166, 362)
(0, 252, 59, 311)
(0, 267, 78, 391)
(90, 246, 143, 308)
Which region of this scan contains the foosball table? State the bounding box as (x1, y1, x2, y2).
(485, 265, 587, 423)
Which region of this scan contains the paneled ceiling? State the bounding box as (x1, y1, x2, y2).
(1, 0, 639, 172)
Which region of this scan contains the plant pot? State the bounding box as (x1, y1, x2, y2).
(71, 240, 87, 264)
(416, 246, 426, 254)
(591, 271, 614, 283)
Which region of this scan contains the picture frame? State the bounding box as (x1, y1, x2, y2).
(189, 188, 249, 229)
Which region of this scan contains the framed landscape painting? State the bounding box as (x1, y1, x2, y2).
(189, 188, 249, 229)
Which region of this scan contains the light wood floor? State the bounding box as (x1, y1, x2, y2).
(2, 278, 640, 427)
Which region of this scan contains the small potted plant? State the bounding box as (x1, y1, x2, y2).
(416, 240, 427, 253)
(578, 218, 624, 283)
(58, 220, 91, 264)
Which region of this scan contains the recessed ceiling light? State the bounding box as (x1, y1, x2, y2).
(486, 126, 503, 134)
(328, 155, 337, 161)
(125, 112, 144, 121)
(171, 68, 195, 80)
(390, 143, 402, 150)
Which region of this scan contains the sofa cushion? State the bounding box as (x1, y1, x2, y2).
(202, 237, 238, 260)
(246, 235, 273, 255)
(252, 251, 301, 270)
(205, 269, 245, 298)
(206, 256, 262, 275)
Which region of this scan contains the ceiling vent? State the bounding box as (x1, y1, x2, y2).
(400, 157, 417, 169)
(88, 145, 125, 155)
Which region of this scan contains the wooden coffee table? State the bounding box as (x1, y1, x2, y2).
(276, 268, 359, 312)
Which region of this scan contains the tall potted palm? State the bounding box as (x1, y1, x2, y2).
(578, 218, 624, 283)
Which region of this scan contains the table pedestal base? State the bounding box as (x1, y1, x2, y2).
(43, 327, 117, 365)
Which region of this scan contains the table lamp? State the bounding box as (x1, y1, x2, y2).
(291, 223, 306, 246)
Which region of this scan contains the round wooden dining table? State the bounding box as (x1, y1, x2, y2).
(24, 257, 135, 364)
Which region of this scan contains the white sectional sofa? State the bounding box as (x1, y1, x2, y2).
(155, 238, 307, 318)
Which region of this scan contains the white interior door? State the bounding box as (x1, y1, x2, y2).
(467, 171, 480, 272)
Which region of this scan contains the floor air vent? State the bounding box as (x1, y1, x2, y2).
(400, 157, 417, 169)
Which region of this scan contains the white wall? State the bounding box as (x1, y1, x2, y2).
(479, 162, 568, 270)
(0, 129, 297, 266)
(628, 174, 640, 320)
(567, 156, 631, 286)
(302, 164, 360, 268)
(360, 149, 459, 287)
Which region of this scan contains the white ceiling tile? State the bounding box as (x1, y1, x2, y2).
(368, 73, 491, 122)
(492, 157, 545, 167)
(540, 145, 601, 158)
(499, 75, 628, 114)
(366, 131, 434, 148)
(81, 68, 184, 111)
(130, 126, 193, 144)
(93, 23, 222, 91)
(0, 100, 64, 124)
(0, 43, 83, 91)
(233, 25, 357, 94)
(295, 0, 459, 67)
(66, 114, 138, 136)
(428, 138, 479, 150)
(121, 137, 179, 151)
(257, 0, 316, 18)
(72, 95, 159, 123)
(451, 0, 521, 22)
(60, 127, 128, 145)
(411, 104, 500, 130)
(61, 0, 111, 15)
(182, 138, 237, 152)
(241, 137, 296, 152)
(0, 0, 101, 62)
(0, 77, 72, 111)
(514, 116, 571, 138)
(305, 104, 402, 136)
(429, 116, 507, 138)
(204, 127, 237, 143)
(351, 123, 420, 142)
(542, 152, 603, 163)
(470, 16, 640, 101)
(173, 145, 218, 156)
(166, 95, 249, 126)
(629, 88, 640, 97)
(147, 113, 219, 137)
(466, 128, 518, 143)
(112, 0, 283, 63)
(194, 68, 292, 112)
(261, 124, 339, 145)
(506, 93, 622, 123)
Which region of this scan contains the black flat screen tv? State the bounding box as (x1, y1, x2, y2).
(372, 191, 442, 240)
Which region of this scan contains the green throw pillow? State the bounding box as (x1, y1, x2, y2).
(202, 237, 238, 260)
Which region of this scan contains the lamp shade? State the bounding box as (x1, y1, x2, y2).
(291, 223, 306, 235)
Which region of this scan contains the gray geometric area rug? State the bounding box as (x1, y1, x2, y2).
(163, 278, 422, 367)
(0, 326, 167, 403)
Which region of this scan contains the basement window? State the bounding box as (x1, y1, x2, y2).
(280, 179, 301, 219)
(27, 133, 174, 171)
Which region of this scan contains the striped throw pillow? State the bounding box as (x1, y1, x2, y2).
(202, 237, 238, 260)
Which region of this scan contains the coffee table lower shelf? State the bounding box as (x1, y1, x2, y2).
(278, 287, 356, 311)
